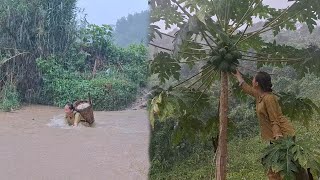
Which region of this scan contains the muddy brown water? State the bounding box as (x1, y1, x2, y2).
(0, 105, 150, 180)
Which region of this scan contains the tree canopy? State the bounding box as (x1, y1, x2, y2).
(113, 10, 150, 47)
(148, 0, 320, 179)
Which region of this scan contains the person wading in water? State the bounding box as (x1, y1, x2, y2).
(64, 103, 90, 127)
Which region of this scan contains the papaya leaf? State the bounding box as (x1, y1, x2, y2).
(149, 87, 211, 124)
(238, 35, 265, 52)
(148, 86, 218, 145)
(277, 92, 320, 128)
(262, 137, 320, 179)
(204, 15, 230, 43)
(173, 87, 211, 114)
(149, 24, 162, 41)
(201, 115, 219, 141)
(173, 15, 204, 56)
(150, 52, 181, 84)
(178, 41, 208, 68)
(171, 114, 200, 145)
(150, 1, 186, 30)
(199, 63, 217, 89)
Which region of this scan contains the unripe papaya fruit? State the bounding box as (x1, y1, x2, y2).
(219, 61, 229, 72)
(210, 55, 222, 66)
(219, 48, 227, 55)
(225, 53, 233, 62)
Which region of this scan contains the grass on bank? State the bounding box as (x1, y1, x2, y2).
(150, 120, 320, 180)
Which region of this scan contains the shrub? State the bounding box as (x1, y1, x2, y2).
(36, 56, 140, 110)
(0, 83, 20, 111)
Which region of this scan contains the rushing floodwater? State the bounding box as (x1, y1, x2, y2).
(47, 114, 71, 129)
(0, 105, 150, 180)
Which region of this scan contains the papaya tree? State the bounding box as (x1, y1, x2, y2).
(148, 0, 320, 179)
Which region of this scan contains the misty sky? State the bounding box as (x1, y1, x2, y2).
(76, 0, 315, 31)
(263, 0, 293, 8)
(77, 0, 149, 25)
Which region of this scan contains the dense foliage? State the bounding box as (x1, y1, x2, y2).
(0, 0, 78, 109)
(0, 82, 20, 112)
(35, 24, 148, 110)
(0, 0, 149, 111)
(148, 0, 320, 179)
(0, 0, 77, 55)
(150, 121, 320, 180)
(149, 65, 320, 179)
(114, 10, 150, 47)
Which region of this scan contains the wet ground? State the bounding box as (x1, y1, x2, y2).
(0, 105, 150, 180)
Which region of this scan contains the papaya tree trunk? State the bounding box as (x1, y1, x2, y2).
(215, 71, 229, 180)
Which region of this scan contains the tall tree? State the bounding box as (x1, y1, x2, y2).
(113, 10, 150, 47)
(148, 0, 320, 179)
(0, 0, 77, 56)
(0, 0, 78, 100)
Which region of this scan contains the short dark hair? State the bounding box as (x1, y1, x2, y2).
(66, 103, 74, 110)
(255, 71, 273, 92)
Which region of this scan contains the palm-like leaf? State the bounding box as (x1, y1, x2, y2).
(262, 137, 320, 179)
(150, 52, 181, 84)
(148, 86, 220, 144)
(148, 0, 320, 178)
(277, 92, 320, 127)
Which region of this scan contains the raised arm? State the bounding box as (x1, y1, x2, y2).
(240, 81, 259, 98)
(233, 70, 258, 98)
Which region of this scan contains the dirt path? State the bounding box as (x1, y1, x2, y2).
(0, 105, 150, 180)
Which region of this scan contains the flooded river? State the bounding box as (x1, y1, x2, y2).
(0, 105, 150, 180)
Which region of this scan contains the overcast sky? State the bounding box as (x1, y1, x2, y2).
(76, 0, 292, 26)
(263, 0, 293, 8)
(76, 0, 313, 31)
(77, 0, 149, 25)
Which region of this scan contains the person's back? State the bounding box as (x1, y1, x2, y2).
(64, 104, 90, 127)
(257, 93, 295, 141)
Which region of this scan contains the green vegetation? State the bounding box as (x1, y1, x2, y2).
(36, 51, 145, 111)
(149, 66, 320, 179)
(0, 83, 20, 112)
(114, 10, 150, 47)
(150, 120, 320, 180)
(0, 0, 148, 111)
(35, 24, 148, 110)
(148, 0, 320, 178)
(148, 65, 320, 179)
